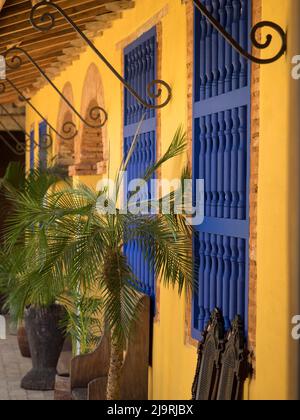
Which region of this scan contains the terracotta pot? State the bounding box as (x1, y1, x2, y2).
(17, 325, 31, 358)
(21, 305, 66, 391)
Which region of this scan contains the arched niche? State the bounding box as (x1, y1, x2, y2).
(70, 63, 107, 176)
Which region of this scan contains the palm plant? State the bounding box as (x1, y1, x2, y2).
(0, 164, 72, 390)
(61, 291, 103, 356)
(0, 164, 70, 319)
(3, 128, 194, 399)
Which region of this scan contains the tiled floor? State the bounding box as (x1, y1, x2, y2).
(0, 334, 54, 401)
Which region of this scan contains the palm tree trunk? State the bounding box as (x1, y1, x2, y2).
(106, 335, 123, 400)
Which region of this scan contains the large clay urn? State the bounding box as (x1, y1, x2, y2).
(21, 305, 66, 391)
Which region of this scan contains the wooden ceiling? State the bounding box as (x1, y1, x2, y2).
(0, 0, 135, 105)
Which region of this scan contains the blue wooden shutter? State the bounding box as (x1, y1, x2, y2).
(123, 28, 157, 299)
(30, 129, 35, 170)
(192, 0, 251, 339)
(39, 121, 48, 170)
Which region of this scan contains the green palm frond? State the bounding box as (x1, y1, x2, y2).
(2, 126, 193, 348)
(60, 291, 103, 355)
(143, 126, 187, 184)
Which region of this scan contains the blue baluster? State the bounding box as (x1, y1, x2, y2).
(217, 112, 225, 218)
(124, 55, 129, 125)
(224, 110, 232, 218)
(205, 0, 213, 99)
(145, 42, 152, 118)
(133, 48, 139, 123)
(205, 115, 212, 216)
(141, 43, 147, 118)
(211, 0, 219, 97)
(130, 52, 136, 125)
(125, 54, 130, 124)
(204, 233, 212, 326)
(199, 117, 206, 208)
(230, 108, 239, 219)
(147, 39, 153, 117)
(216, 234, 224, 308)
(218, 0, 226, 95)
(194, 7, 201, 103)
(136, 45, 141, 121)
(229, 237, 238, 322)
(224, 0, 233, 93)
(210, 234, 218, 312)
(198, 233, 206, 332)
(238, 106, 247, 219)
(150, 36, 156, 118)
(200, 5, 207, 101)
(137, 45, 143, 121)
(211, 113, 218, 217)
(143, 133, 149, 213)
(222, 236, 231, 330)
(232, 0, 241, 90)
(239, 0, 248, 87)
(237, 238, 245, 317)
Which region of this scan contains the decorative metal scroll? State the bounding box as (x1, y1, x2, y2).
(0, 132, 25, 156)
(30, 1, 172, 109)
(193, 0, 287, 64)
(0, 103, 51, 152)
(0, 119, 26, 156)
(0, 78, 71, 141)
(4, 47, 108, 137)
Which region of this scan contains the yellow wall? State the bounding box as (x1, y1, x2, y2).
(247, 0, 300, 400)
(25, 0, 300, 400)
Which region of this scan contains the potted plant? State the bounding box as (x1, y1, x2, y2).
(0, 165, 69, 390)
(5, 128, 194, 399)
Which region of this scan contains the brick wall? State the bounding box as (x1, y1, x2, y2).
(248, 0, 261, 364)
(69, 63, 107, 176)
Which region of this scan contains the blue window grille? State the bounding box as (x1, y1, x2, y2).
(30, 129, 35, 170)
(123, 27, 157, 300)
(192, 0, 251, 340)
(39, 121, 48, 170)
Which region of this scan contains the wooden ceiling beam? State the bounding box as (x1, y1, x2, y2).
(1, 0, 120, 20)
(0, 0, 114, 29)
(0, 12, 109, 41)
(0, 0, 136, 104)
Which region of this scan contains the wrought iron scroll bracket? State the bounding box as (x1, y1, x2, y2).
(1, 78, 67, 142)
(30, 1, 172, 109)
(0, 119, 27, 155)
(193, 0, 287, 65)
(4, 47, 108, 139)
(0, 103, 51, 151)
